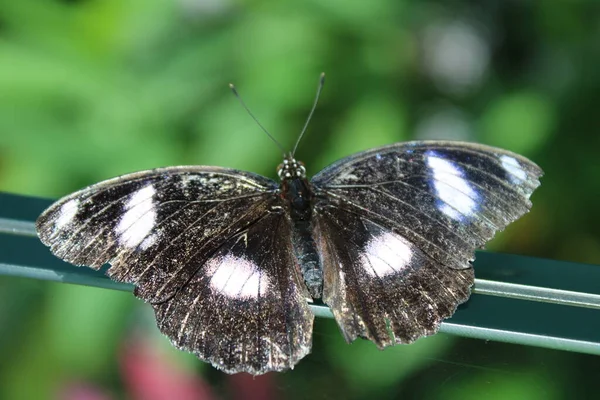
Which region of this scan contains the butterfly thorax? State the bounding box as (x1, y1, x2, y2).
(279, 157, 323, 299)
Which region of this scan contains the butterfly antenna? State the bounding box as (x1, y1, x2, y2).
(292, 72, 325, 157)
(229, 83, 287, 156)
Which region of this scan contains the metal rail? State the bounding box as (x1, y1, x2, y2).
(2, 192, 599, 356)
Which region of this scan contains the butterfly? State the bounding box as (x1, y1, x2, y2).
(36, 75, 543, 375)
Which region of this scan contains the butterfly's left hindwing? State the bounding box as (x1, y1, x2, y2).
(36, 166, 314, 374)
(154, 210, 313, 375)
(312, 141, 542, 347)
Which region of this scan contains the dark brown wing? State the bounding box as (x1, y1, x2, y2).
(37, 166, 313, 373)
(315, 208, 473, 346)
(154, 210, 313, 375)
(311, 141, 542, 346)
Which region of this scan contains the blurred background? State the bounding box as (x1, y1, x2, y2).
(1, 0, 599, 399)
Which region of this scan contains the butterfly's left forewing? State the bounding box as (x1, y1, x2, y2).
(37, 167, 278, 302)
(37, 166, 314, 374)
(311, 141, 542, 347)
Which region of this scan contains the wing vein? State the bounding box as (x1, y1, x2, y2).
(422, 145, 540, 189)
(152, 199, 274, 301)
(367, 185, 490, 244)
(322, 169, 516, 218)
(323, 186, 477, 250)
(319, 195, 466, 267)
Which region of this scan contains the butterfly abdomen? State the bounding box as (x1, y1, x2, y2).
(283, 177, 323, 299)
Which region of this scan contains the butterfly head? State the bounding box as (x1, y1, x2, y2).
(277, 156, 306, 180)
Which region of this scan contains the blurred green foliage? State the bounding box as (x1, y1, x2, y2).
(1, 0, 599, 399)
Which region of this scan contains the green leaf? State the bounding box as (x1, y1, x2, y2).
(327, 331, 455, 391)
(479, 92, 555, 154)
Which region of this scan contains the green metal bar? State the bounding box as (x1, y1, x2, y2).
(2, 191, 600, 356)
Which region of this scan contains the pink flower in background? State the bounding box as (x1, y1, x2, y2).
(60, 334, 279, 400)
(228, 373, 277, 400)
(120, 336, 215, 400)
(61, 382, 113, 400)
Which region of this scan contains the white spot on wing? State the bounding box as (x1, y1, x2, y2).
(207, 255, 270, 299)
(426, 151, 478, 220)
(336, 168, 360, 183)
(180, 175, 194, 187)
(140, 233, 158, 250)
(362, 232, 413, 277)
(500, 154, 527, 183)
(116, 185, 157, 248)
(55, 199, 80, 229)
